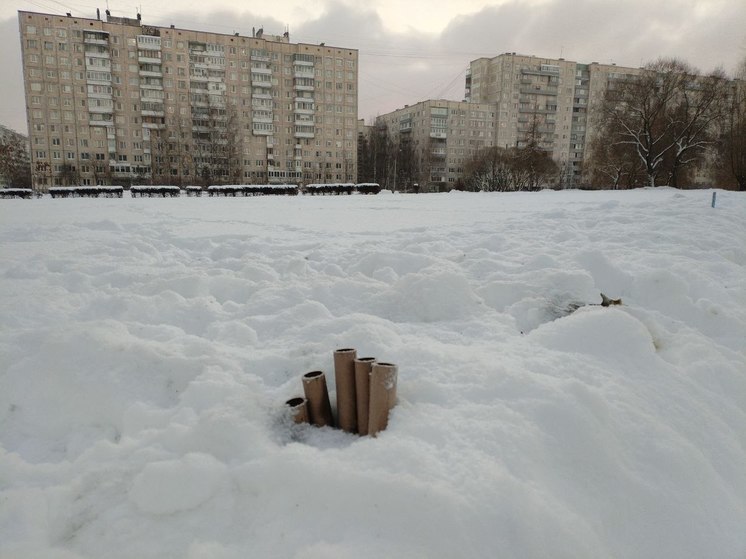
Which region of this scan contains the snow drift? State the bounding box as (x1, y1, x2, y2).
(1, 188, 745, 558)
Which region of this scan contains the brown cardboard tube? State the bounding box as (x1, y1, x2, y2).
(334, 348, 358, 433)
(367, 362, 398, 437)
(285, 397, 308, 424)
(354, 357, 376, 436)
(302, 371, 334, 427)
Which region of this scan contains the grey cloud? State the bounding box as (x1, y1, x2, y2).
(1, 0, 744, 133)
(440, 0, 745, 72)
(0, 17, 28, 134)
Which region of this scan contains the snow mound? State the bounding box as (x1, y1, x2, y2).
(528, 307, 656, 361)
(129, 453, 227, 515)
(1, 189, 745, 559)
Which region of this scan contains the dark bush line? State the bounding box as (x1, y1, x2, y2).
(0, 188, 34, 199)
(131, 185, 181, 198)
(207, 185, 299, 196)
(305, 183, 381, 195)
(49, 186, 124, 198)
(8, 183, 382, 199)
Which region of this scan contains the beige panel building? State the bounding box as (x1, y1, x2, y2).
(376, 99, 496, 191)
(466, 53, 641, 186)
(19, 10, 358, 189)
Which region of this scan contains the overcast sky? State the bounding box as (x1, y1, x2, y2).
(1, 0, 744, 134)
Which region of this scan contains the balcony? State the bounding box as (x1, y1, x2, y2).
(520, 68, 558, 77)
(253, 128, 274, 136)
(519, 87, 558, 96)
(138, 55, 161, 64)
(251, 66, 271, 75)
(431, 149, 447, 157)
(252, 78, 273, 88)
(83, 36, 109, 46)
(293, 83, 314, 92)
(519, 106, 557, 114)
(294, 69, 315, 79)
(85, 49, 110, 59)
(294, 106, 314, 115)
(87, 90, 112, 100)
(294, 131, 314, 138)
(430, 131, 447, 139)
(253, 113, 273, 123)
(89, 117, 114, 126)
(252, 92, 272, 100)
(136, 41, 161, 51)
(251, 53, 270, 63)
(141, 109, 165, 117)
(88, 105, 113, 114)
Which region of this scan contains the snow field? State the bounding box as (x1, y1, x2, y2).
(1, 188, 745, 558)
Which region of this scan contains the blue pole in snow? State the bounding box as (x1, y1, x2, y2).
(711, 191, 717, 208)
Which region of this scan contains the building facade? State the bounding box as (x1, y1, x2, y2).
(466, 53, 641, 186)
(375, 99, 496, 191)
(19, 11, 358, 189)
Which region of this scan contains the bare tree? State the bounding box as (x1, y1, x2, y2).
(356, 131, 375, 183)
(598, 58, 729, 187)
(371, 121, 391, 187)
(585, 127, 645, 189)
(722, 59, 746, 190)
(0, 134, 31, 188)
(58, 163, 80, 187)
(464, 145, 558, 191)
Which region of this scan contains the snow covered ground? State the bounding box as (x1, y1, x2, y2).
(1, 188, 745, 559)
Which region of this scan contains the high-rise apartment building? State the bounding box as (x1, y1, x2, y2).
(19, 11, 359, 189)
(375, 99, 496, 190)
(465, 53, 640, 185)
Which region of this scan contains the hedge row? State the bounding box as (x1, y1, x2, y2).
(4, 183, 382, 199)
(0, 188, 34, 199)
(49, 186, 124, 198)
(305, 183, 381, 195)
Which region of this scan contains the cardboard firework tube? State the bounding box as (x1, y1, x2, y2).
(367, 362, 398, 437)
(302, 371, 334, 427)
(354, 357, 376, 436)
(285, 397, 309, 424)
(334, 348, 358, 433)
